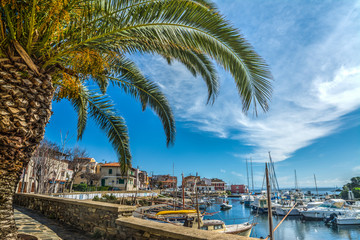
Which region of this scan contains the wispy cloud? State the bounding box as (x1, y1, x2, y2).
(220, 169, 226, 173)
(135, 1, 360, 165)
(231, 171, 243, 177)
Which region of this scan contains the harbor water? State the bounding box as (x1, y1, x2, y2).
(204, 198, 360, 240)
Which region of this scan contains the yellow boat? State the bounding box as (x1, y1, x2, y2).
(156, 210, 197, 215)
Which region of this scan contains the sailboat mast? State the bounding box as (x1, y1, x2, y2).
(314, 174, 319, 199)
(265, 163, 274, 240)
(182, 173, 185, 208)
(268, 152, 280, 192)
(246, 159, 250, 194)
(195, 172, 201, 229)
(251, 157, 254, 193)
(172, 162, 177, 210)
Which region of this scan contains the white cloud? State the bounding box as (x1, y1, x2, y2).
(353, 166, 360, 172)
(220, 169, 226, 173)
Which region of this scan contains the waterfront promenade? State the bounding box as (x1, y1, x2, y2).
(15, 207, 91, 240)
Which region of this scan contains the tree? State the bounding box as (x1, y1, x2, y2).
(341, 177, 360, 200)
(66, 146, 89, 193)
(0, 1, 272, 238)
(30, 140, 68, 194)
(81, 172, 101, 187)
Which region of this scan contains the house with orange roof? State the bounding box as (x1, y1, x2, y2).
(99, 162, 137, 190)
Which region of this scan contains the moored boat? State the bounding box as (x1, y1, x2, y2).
(335, 213, 360, 225)
(300, 199, 356, 220)
(155, 209, 255, 237)
(220, 202, 232, 210)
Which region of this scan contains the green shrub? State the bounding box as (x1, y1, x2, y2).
(340, 190, 349, 200)
(72, 183, 88, 192)
(99, 186, 110, 191)
(102, 194, 117, 201)
(93, 196, 100, 201)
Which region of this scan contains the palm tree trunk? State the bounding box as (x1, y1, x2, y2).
(0, 57, 54, 239)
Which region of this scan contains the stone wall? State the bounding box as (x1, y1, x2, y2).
(14, 193, 135, 238)
(14, 193, 258, 240)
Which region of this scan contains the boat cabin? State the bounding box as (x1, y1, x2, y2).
(184, 216, 226, 232)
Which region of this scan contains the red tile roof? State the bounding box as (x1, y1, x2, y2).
(102, 162, 120, 167)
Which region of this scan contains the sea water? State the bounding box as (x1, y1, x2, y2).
(203, 198, 360, 240)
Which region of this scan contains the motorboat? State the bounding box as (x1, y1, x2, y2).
(275, 206, 302, 216)
(275, 200, 322, 216)
(251, 196, 280, 214)
(243, 195, 254, 207)
(300, 199, 356, 220)
(335, 212, 360, 225)
(220, 202, 232, 210)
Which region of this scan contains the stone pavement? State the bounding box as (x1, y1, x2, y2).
(14, 206, 93, 240)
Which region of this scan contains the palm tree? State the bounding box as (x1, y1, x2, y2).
(0, 0, 272, 238)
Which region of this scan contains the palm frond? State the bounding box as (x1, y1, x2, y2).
(106, 55, 175, 146)
(54, 80, 131, 170)
(87, 92, 131, 172)
(50, 0, 272, 113)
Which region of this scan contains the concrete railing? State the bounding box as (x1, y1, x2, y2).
(14, 193, 258, 240)
(51, 190, 158, 200)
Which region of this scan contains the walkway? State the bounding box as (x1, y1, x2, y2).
(14, 207, 92, 240)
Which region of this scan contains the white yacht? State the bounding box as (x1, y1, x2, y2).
(335, 211, 360, 225)
(275, 201, 322, 216)
(300, 199, 355, 220)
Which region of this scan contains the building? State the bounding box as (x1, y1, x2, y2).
(99, 163, 137, 190)
(137, 169, 149, 190)
(211, 178, 226, 191)
(151, 174, 177, 189)
(195, 177, 214, 193)
(17, 155, 69, 194)
(196, 184, 215, 193)
(231, 184, 247, 194)
(72, 157, 98, 185)
(183, 175, 200, 192)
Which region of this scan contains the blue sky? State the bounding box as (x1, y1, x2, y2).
(45, 0, 360, 188)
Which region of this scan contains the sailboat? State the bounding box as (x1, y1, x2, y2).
(156, 210, 255, 237)
(274, 170, 304, 216)
(244, 158, 254, 207)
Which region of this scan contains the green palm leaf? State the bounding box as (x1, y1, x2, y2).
(1, 0, 273, 168)
(88, 93, 132, 172)
(106, 56, 175, 146)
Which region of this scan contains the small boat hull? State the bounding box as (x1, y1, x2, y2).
(336, 217, 360, 225)
(225, 223, 254, 237)
(301, 209, 347, 220)
(275, 207, 301, 216)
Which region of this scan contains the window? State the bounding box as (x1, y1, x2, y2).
(200, 226, 208, 230)
(214, 225, 223, 230)
(117, 179, 125, 184)
(109, 169, 112, 174)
